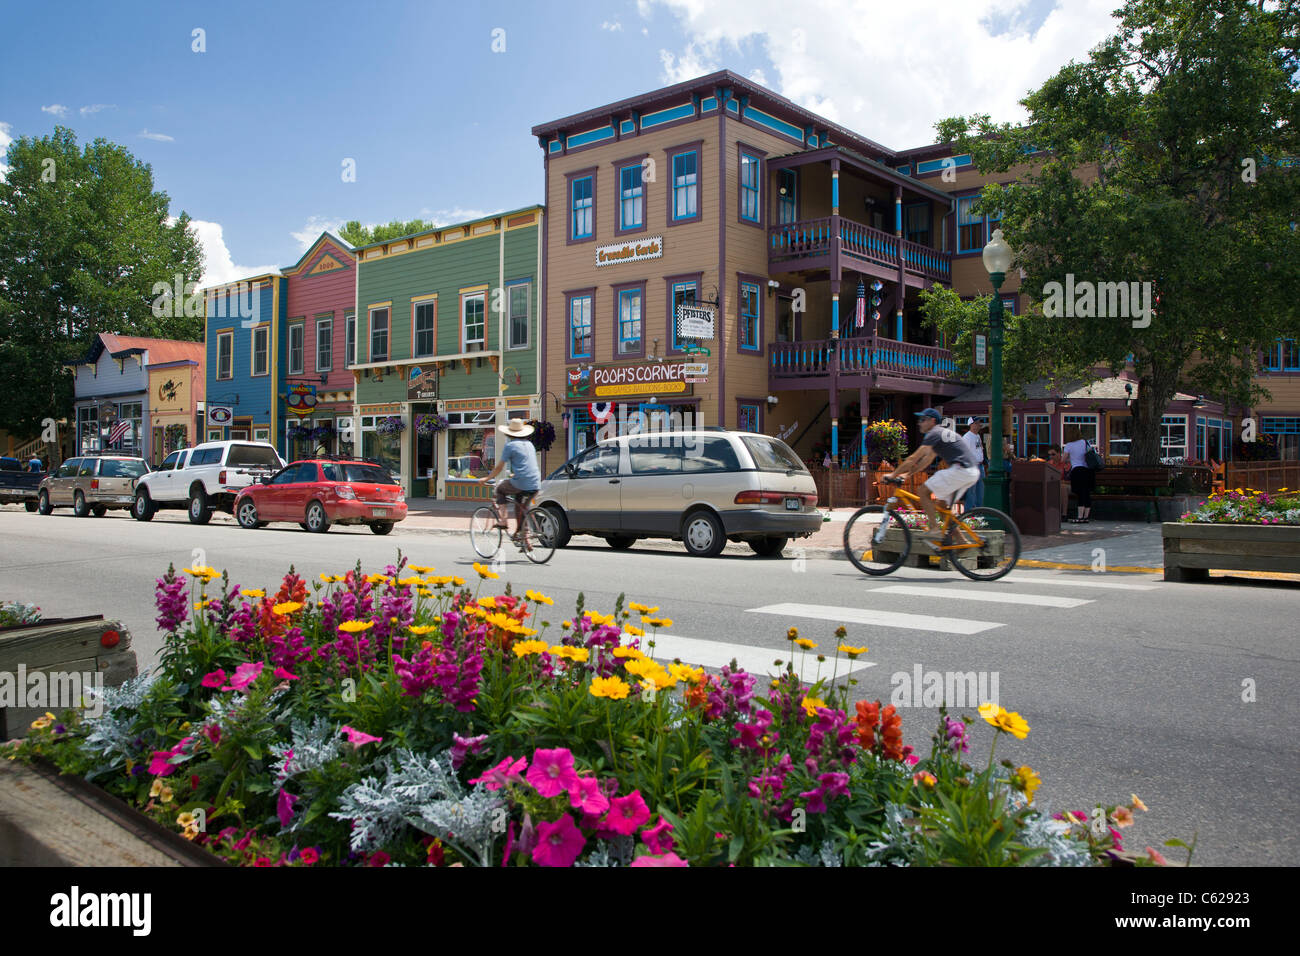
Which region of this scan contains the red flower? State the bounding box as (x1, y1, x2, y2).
(100, 629, 121, 648)
(880, 704, 904, 761)
(190, 774, 200, 791)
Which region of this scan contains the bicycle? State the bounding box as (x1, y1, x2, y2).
(842, 476, 1021, 581)
(470, 481, 557, 565)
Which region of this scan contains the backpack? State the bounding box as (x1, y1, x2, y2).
(1084, 444, 1104, 471)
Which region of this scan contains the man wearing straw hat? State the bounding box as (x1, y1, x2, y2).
(479, 418, 541, 538)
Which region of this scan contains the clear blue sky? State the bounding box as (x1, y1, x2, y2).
(0, 0, 1110, 285)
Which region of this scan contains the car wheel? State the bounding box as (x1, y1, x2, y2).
(37, 490, 53, 516)
(73, 491, 90, 518)
(92, 504, 108, 518)
(188, 487, 212, 525)
(24, 500, 37, 513)
(132, 490, 155, 522)
(749, 536, 789, 557)
(605, 535, 636, 550)
(681, 510, 726, 558)
(298, 522, 310, 531)
(543, 505, 571, 548)
(237, 499, 262, 529)
(305, 501, 331, 533)
(370, 521, 394, 536)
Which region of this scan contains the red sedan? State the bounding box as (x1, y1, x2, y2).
(234, 459, 407, 534)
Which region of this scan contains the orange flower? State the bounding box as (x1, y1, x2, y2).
(880, 704, 904, 761)
(855, 700, 880, 750)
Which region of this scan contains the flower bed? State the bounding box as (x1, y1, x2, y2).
(7, 561, 1173, 867)
(1179, 487, 1300, 525)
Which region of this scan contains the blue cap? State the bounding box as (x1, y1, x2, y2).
(915, 407, 942, 421)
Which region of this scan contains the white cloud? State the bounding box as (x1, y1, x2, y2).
(291, 215, 349, 250)
(41, 104, 69, 118)
(181, 218, 281, 289)
(640, 0, 1119, 148)
(601, 20, 623, 31)
(79, 104, 116, 116)
(748, 68, 767, 86)
(139, 129, 174, 142)
(426, 207, 497, 226)
(0, 121, 12, 180)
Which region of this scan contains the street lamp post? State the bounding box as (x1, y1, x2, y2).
(982, 228, 1014, 514)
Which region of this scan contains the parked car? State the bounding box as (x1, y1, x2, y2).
(36, 455, 151, 517)
(534, 430, 820, 557)
(233, 458, 407, 534)
(132, 440, 284, 523)
(0, 456, 45, 511)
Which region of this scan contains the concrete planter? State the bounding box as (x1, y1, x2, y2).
(1162, 522, 1300, 582)
(871, 526, 1005, 572)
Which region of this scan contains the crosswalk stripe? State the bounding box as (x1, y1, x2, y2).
(866, 585, 1092, 608)
(748, 602, 1003, 635)
(629, 631, 874, 683)
(1001, 574, 1155, 591)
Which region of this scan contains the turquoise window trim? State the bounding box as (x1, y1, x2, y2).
(916, 155, 972, 175)
(1265, 338, 1299, 371)
(618, 288, 642, 354)
(619, 164, 644, 230)
(567, 126, 615, 149)
(740, 152, 760, 223)
(641, 103, 694, 129)
(739, 281, 760, 351)
(571, 176, 593, 240)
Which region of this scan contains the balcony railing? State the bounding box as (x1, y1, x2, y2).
(769, 217, 951, 282)
(769, 336, 960, 382)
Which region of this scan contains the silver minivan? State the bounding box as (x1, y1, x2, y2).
(534, 430, 820, 557)
(37, 455, 151, 517)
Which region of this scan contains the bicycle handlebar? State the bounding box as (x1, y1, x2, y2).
(881, 475, 905, 485)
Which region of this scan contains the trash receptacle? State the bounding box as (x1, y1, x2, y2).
(1011, 460, 1061, 536)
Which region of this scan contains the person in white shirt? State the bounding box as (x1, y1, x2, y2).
(960, 419, 985, 511)
(1062, 428, 1096, 523)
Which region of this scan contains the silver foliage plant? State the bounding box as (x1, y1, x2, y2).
(80, 672, 158, 774)
(270, 716, 343, 785)
(330, 749, 504, 866)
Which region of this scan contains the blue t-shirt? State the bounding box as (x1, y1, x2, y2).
(501, 438, 541, 491)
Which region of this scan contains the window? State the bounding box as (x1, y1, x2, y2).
(190, 447, 221, 466)
(207, 429, 223, 442)
(682, 437, 741, 473)
(288, 323, 304, 375)
(573, 444, 620, 478)
(446, 420, 497, 479)
(345, 312, 356, 367)
(369, 307, 389, 362)
(617, 288, 642, 355)
(1063, 414, 1099, 446)
(1108, 413, 1133, 459)
(158, 451, 179, 472)
(216, 331, 233, 380)
(1200, 417, 1233, 462)
(904, 203, 930, 246)
(957, 197, 984, 252)
(737, 403, 761, 433)
(568, 294, 592, 360)
(739, 152, 760, 223)
(1023, 414, 1051, 459)
(57, 459, 81, 478)
(669, 279, 698, 351)
(77, 459, 97, 477)
(508, 283, 530, 350)
(1262, 417, 1299, 461)
(619, 165, 644, 231)
(671, 150, 699, 221)
(227, 444, 280, 468)
(778, 169, 797, 224)
(987, 207, 1003, 236)
(117, 402, 142, 453)
(630, 446, 682, 475)
(252, 326, 269, 377)
(1161, 415, 1188, 460)
(1265, 339, 1300, 371)
(462, 292, 486, 352)
(316, 318, 332, 372)
(739, 281, 760, 351)
(571, 175, 593, 240)
(76, 406, 98, 454)
(414, 301, 436, 358)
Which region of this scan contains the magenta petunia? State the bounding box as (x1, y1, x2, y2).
(277, 788, 299, 828)
(223, 661, 264, 691)
(640, 815, 675, 855)
(630, 851, 689, 867)
(525, 747, 580, 798)
(469, 756, 528, 791)
(568, 775, 610, 816)
(605, 790, 651, 836)
(340, 725, 382, 748)
(531, 813, 586, 867)
(273, 666, 299, 681)
(200, 669, 226, 689)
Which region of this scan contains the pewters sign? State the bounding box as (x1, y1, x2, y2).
(676, 304, 715, 340)
(595, 236, 663, 267)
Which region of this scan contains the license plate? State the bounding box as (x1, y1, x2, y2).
(785, 497, 800, 511)
(372, 507, 388, 517)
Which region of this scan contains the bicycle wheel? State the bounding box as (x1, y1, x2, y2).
(470, 506, 503, 559)
(843, 505, 912, 576)
(522, 508, 557, 565)
(946, 507, 1021, 581)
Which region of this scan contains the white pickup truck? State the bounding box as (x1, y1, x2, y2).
(133, 440, 284, 524)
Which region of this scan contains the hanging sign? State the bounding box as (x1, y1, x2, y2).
(286, 383, 318, 418)
(207, 405, 234, 426)
(595, 236, 663, 267)
(973, 333, 988, 369)
(676, 304, 715, 340)
(567, 362, 693, 399)
(407, 365, 439, 401)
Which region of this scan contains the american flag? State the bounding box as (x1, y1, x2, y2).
(854, 281, 866, 328)
(108, 420, 130, 446)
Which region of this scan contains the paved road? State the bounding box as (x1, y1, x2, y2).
(2, 507, 1297, 866)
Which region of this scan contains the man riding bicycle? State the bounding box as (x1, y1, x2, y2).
(478, 418, 541, 539)
(886, 408, 981, 549)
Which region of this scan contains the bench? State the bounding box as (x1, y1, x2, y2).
(1089, 467, 1172, 522)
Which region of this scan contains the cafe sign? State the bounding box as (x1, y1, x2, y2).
(207, 405, 233, 426)
(595, 236, 663, 268)
(566, 360, 692, 399)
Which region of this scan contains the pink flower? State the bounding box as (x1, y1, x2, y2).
(223, 661, 264, 691)
(640, 815, 675, 855)
(470, 756, 528, 791)
(1145, 846, 1168, 866)
(568, 775, 610, 816)
(630, 851, 689, 867)
(905, 753, 921, 766)
(200, 669, 226, 688)
(605, 790, 650, 836)
(299, 847, 319, 865)
(531, 814, 586, 867)
(340, 725, 382, 748)
(202, 723, 222, 746)
(366, 851, 391, 867)
(277, 789, 299, 828)
(147, 737, 195, 776)
(273, 666, 299, 681)
(525, 747, 580, 798)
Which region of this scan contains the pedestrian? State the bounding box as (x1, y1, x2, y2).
(1046, 444, 1066, 476)
(1062, 427, 1096, 523)
(960, 419, 985, 512)
(1003, 434, 1016, 462)
(27, 453, 42, 473)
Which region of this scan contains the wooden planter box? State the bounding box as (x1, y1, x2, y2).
(868, 526, 1005, 572)
(1162, 522, 1300, 582)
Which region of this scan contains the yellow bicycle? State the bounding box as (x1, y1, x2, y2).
(843, 476, 1021, 581)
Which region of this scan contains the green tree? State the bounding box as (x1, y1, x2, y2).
(337, 219, 436, 247)
(936, 0, 1300, 464)
(0, 127, 204, 438)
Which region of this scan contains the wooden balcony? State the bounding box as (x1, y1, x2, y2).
(769, 217, 951, 284)
(769, 336, 961, 390)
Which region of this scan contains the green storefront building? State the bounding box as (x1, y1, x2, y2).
(351, 207, 543, 500)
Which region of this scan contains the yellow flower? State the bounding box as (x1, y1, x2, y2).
(183, 566, 219, 579)
(670, 663, 706, 685)
(613, 645, 646, 660)
(242, 588, 265, 599)
(177, 812, 195, 828)
(319, 573, 333, 583)
(513, 639, 550, 658)
(397, 576, 422, 587)
(787, 627, 799, 640)
(478, 596, 498, 609)
(838, 644, 868, 657)
(1111, 806, 1135, 828)
(561, 620, 572, 630)
(628, 602, 659, 614)
(159, 785, 174, 804)
(452, 576, 466, 587)
(1014, 765, 1042, 803)
(149, 778, 164, 798)
(801, 696, 828, 717)
(408, 564, 433, 574)
(550, 645, 590, 663)
(338, 620, 374, 633)
(978, 703, 1030, 739)
(30, 715, 52, 730)
(511, 624, 539, 637)
(192, 601, 207, 611)
(624, 624, 645, 637)
(835, 625, 848, 639)
(794, 638, 817, 650)
(407, 625, 436, 636)
(585, 611, 616, 627)
(417, 588, 432, 597)
(273, 601, 303, 616)
(623, 657, 658, 678)
(589, 676, 630, 700)
(1131, 794, 1148, 813)
(913, 770, 937, 789)
(525, 589, 554, 606)
(472, 562, 499, 580)
(486, 612, 522, 632)
(641, 616, 673, 628)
